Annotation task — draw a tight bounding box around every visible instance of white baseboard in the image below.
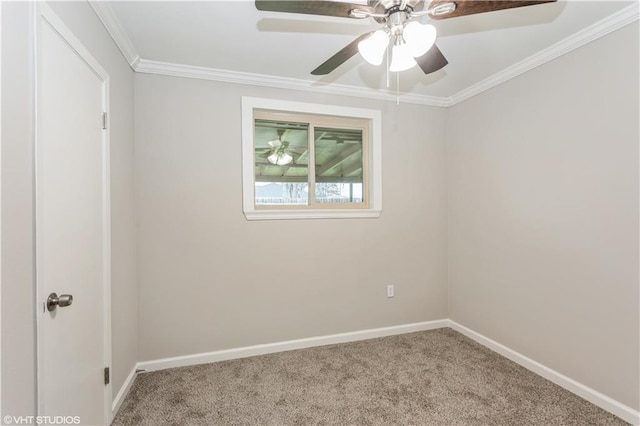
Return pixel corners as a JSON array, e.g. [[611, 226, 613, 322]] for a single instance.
[[111, 365, 137, 415], [137, 319, 449, 372], [448, 320, 640, 426]]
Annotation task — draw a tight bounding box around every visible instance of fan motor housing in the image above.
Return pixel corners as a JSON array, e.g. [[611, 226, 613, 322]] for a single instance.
[[368, 0, 425, 23], [369, 0, 424, 12]]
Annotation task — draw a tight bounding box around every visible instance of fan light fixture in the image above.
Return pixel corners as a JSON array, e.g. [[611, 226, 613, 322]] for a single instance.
[[357, 21, 437, 72], [390, 40, 416, 72], [403, 21, 437, 57], [268, 152, 293, 166], [357, 30, 389, 66], [266, 139, 293, 166]]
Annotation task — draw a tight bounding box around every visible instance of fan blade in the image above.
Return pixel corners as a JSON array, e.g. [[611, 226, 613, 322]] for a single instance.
[[255, 1, 374, 19], [428, 0, 556, 20], [311, 32, 373, 75], [415, 44, 448, 75]]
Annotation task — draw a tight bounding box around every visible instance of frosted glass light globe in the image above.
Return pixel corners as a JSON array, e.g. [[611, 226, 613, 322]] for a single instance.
[[357, 30, 389, 66], [277, 153, 293, 166], [403, 22, 437, 58], [389, 43, 417, 72]]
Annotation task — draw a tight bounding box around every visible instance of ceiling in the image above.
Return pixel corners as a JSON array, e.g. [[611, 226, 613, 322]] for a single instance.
[[102, 1, 637, 103]]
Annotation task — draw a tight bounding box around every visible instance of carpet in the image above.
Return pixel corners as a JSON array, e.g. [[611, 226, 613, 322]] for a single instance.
[[112, 328, 628, 425]]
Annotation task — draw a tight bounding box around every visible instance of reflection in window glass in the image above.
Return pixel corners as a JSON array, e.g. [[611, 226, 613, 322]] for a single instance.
[[314, 127, 364, 204], [254, 120, 309, 206]]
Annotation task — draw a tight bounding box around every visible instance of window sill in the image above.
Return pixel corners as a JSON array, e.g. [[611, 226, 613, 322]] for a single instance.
[[244, 209, 382, 221]]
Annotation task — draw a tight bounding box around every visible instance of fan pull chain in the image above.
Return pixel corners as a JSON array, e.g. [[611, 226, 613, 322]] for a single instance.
[[386, 44, 390, 89], [396, 72, 400, 105]]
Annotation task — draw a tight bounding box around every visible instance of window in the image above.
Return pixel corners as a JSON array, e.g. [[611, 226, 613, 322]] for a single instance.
[[242, 97, 382, 220]]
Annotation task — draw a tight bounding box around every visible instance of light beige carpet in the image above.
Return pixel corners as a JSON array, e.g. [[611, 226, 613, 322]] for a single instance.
[[112, 328, 628, 425]]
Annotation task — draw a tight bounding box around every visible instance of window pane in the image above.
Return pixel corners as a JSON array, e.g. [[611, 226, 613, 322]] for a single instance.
[[314, 127, 364, 204], [254, 120, 309, 206]]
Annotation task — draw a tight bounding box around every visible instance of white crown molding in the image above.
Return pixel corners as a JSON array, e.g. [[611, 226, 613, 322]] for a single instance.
[[134, 58, 450, 107], [89, 0, 140, 69], [448, 2, 640, 106], [94, 2, 638, 106]]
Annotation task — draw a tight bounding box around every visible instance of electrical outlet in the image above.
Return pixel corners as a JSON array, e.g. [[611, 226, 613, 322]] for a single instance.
[[387, 285, 394, 298]]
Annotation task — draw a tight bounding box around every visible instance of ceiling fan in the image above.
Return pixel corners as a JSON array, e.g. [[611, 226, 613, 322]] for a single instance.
[[257, 129, 298, 166], [255, 0, 557, 76]]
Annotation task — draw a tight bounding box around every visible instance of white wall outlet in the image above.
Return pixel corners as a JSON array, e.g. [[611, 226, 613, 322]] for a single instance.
[[387, 285, 394, 298]]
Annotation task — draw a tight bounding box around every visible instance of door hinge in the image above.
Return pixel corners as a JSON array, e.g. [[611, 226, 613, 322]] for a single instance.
[[104, 367, 110, 385], [102, 112, 108, 130]]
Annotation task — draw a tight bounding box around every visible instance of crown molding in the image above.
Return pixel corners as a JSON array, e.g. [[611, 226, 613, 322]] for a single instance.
[[134, 59, 450, 107], [93, 1, 638, 108], [89, 0, 140, 68], [448, 2, 639, 106]]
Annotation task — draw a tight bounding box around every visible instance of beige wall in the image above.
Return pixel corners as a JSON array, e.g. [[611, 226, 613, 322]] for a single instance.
[[446, 22, 639, 409], [134, 74, 449, 361], [1, 0, 137, 414]]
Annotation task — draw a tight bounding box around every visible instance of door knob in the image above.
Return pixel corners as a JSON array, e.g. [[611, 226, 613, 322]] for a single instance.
[[47, 292, 73, 312]]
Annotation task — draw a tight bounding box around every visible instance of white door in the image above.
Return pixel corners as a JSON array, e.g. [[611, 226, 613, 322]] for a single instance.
[[36, 6, 111, 425]]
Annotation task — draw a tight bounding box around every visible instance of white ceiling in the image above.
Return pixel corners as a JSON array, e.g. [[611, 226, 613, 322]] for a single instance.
[[104, 1, 636, 102]]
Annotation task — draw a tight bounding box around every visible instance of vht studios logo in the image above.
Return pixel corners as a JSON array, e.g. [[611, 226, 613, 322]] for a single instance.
[[3, 416, 81, 425]]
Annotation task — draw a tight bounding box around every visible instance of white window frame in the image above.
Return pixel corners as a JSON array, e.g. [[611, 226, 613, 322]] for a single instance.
[[242, 97, 382, 220]]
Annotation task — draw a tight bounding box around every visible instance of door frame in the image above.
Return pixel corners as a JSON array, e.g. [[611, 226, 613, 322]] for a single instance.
[[33, 3, 112, 424], [0, 1, 3, 419]]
